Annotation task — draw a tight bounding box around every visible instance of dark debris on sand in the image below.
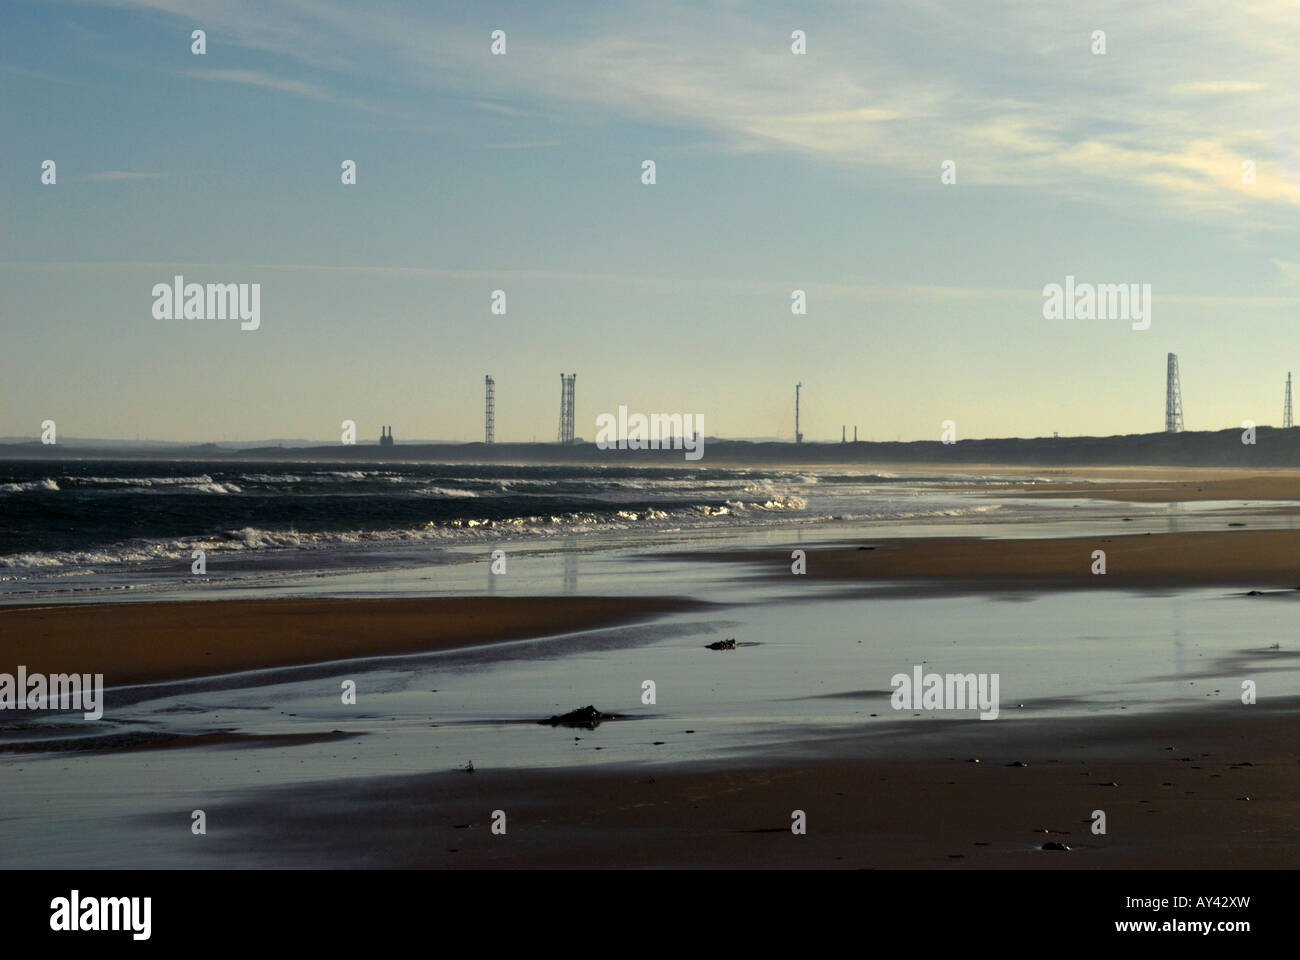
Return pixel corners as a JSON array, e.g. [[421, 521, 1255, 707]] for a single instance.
[[538, 705, 619, 729]]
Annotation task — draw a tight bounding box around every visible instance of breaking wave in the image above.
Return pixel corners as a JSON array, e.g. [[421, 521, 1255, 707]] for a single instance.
[[0, 460, 1020, 585]]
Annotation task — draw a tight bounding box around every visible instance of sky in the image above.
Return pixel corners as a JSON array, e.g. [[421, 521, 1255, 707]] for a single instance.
[[3, 0, 1300, 444]]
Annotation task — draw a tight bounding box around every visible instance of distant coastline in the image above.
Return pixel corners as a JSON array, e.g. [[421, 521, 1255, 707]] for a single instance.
[[3, 427, 1300, 467]]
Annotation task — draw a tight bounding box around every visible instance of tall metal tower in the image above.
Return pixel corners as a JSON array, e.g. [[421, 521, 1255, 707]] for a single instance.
[[1165, 353, 1184, 433], [1286, 372, 1294, 429], [795, 382, 803, 444], [484, 375, 495, 444], [557, 373, 576, 444]]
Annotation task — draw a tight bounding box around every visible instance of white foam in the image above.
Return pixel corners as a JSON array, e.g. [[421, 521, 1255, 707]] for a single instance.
[[0, 478, 59, 492]]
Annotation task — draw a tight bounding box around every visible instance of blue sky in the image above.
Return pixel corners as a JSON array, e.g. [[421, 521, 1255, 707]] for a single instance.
[[3, 0, 1299, 443]]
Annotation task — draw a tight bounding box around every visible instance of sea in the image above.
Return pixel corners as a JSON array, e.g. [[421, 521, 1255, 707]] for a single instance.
[[0, 458, 1053, 601]]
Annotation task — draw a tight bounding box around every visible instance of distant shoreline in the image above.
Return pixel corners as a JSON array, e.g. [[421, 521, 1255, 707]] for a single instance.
[[6, 425, 1300, 467]]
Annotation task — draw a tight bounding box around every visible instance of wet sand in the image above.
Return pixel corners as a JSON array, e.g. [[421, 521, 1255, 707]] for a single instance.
[[0, 596, 703, 686], [997, 471, 1300, 503], [200, 697, 1300, 868], [674, 528, 1300, 592]]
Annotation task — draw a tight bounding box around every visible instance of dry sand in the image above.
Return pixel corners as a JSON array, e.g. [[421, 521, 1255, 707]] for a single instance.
[[0, 596, 701, 686]]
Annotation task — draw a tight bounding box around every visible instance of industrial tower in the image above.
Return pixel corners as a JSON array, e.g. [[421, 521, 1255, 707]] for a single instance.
[[1165, 353, 1184, 433], [1286, 373, 1294, 429], [795, 382, 803, 444], [557, 373, 576, 444], [484, 375, 495, 444]]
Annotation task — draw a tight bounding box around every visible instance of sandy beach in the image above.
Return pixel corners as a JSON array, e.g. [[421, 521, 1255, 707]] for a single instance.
[[1000, 471, 1300, 503], [0, 596, 701, 686], [201, 696, 1300, 868], [3, 468, 1298, 870], [677, 528, 1300, 592]]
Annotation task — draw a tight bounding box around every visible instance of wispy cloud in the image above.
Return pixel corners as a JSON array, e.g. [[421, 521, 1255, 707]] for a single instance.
[[4, 261, 1297, 307], [63, 0, 1300, 220], [183, 65, 412, 124], [1169, 80, 1269, 95], [482, 140, 562, 150], [187, 68, 334, 102], [78, 171, 167, 182], [1272, 260, 1300, 287]]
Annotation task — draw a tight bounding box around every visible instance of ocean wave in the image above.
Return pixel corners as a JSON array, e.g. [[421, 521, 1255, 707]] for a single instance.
[[65, 476, 243, 494], [185, 482, 241, 494], [0, 478, 60, 493], [16, 468, 947, 501], [65, 474, 219, 487], [416, 486, 480, 498], [0, 462, 1021, 582], [0, 496, 828, 572], [319, 470, 409, 483], [235, 473, 305, 484], [723, 496, 808, 512]]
